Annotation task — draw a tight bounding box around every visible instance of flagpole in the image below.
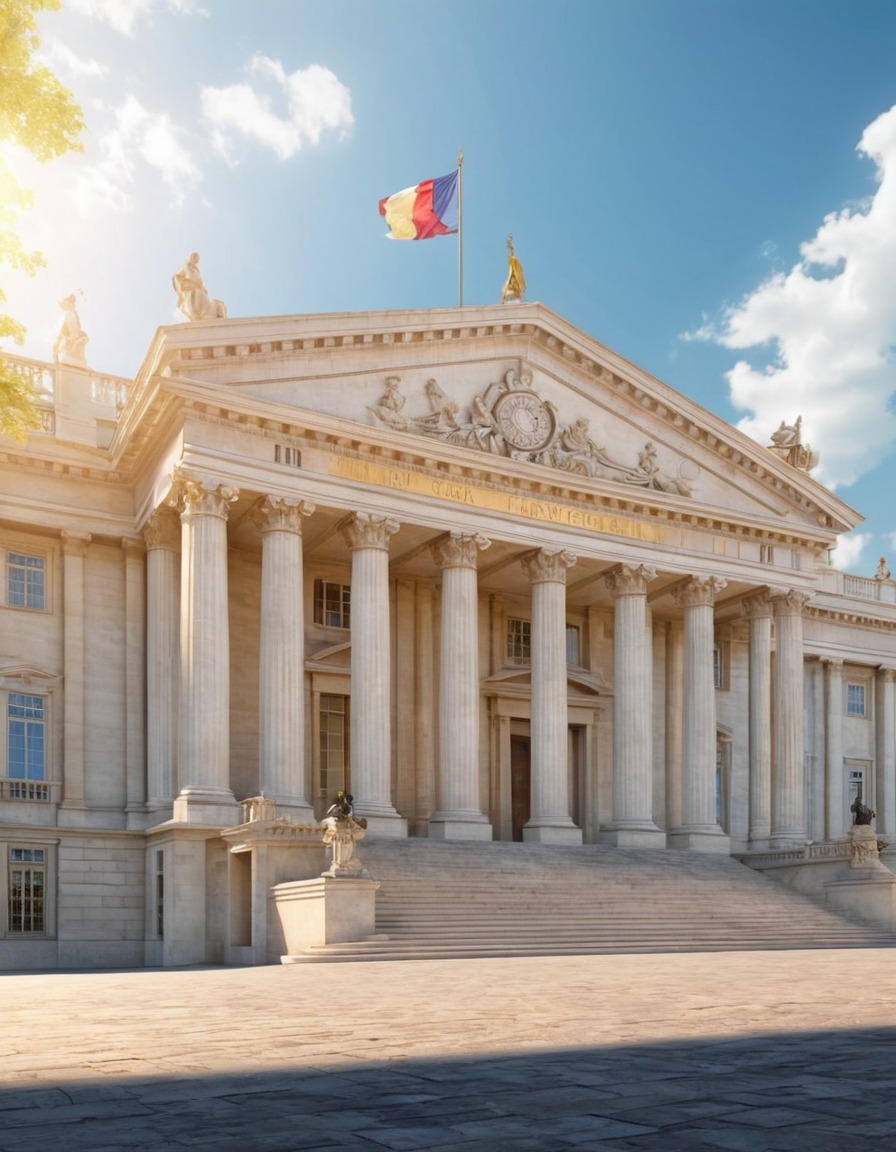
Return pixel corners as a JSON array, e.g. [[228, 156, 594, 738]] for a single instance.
[[457, 147, 464, 307]]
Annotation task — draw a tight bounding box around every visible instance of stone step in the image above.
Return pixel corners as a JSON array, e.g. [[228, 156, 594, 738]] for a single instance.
[[282, 839, 896, 963]]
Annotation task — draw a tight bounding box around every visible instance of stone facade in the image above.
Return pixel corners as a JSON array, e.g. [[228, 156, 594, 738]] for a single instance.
[[0, 301, 895, 968]]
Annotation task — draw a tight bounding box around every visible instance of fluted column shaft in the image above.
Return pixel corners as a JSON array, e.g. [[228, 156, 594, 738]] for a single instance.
[[669, 576, 729, 852], [771, 590, 810, 843], [122, 538, 146, 822], [61, 531, 90, 810], [521, 549, 581, 844], [256, 496, 315, 815], [876, 667, 896, 837], [603, 564, 663, 846], [174, 479, 238, 824], [430, 532, 492, 840], [145, 509, 180, 813], [822, 657, 845, 838], [743, 592, 772, 844], [342, 513, 406, 835]]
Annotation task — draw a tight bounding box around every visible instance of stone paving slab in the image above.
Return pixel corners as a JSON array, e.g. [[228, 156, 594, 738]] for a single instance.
[[2, 949, 896, 1150]]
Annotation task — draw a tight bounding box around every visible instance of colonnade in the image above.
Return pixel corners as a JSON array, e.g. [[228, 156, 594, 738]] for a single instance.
[[140, 479, 825, 849]]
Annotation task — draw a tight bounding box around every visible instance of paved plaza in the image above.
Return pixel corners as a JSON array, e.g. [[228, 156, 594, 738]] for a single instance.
[[3, 949, 896, 1150]]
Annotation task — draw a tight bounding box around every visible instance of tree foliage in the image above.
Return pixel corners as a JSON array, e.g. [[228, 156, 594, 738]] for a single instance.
[[0, 0, 84, 439]]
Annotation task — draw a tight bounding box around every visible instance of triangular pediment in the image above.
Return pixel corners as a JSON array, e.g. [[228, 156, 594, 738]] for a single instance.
[[130, 302, 859, 542]]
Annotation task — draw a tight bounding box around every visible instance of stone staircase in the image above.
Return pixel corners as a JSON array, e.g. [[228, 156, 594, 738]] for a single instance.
[[282, 839, 896, 963]]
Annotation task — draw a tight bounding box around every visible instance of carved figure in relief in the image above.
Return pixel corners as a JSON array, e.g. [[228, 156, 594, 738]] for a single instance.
[[501, 234, 526, 303], [53, 294, 89, 365], [414, 378, 461, 435], [172, 252, 227, 321], [368, 376, 410, 430]]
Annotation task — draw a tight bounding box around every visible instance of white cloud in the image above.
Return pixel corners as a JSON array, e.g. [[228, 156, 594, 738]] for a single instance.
[[67, 0, 205, 36], [43, 42, 107, 79], [830, 531, 873, 573], [71, 94, 200, 214], [201, 55, 354, 161], [689, 105, 896, 492]]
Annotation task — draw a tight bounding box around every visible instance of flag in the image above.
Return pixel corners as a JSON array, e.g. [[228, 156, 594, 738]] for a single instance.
[[378, 170, 459, 240]]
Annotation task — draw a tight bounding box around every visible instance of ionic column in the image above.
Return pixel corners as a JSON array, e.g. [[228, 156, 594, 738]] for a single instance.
[[342, 512, 406, 836], [822, 657, 845, 839], [771, 590, 810, 844], [664, 621, 684, 834], [61, 531, 90, 812], [144, 509, 180, 816], [669, 576, 729, 852], [255, 495, 315, 818], [173, 478, 239, 826], [876, 667, 896, 837], [520, 548, 581, 844], [429, 531, 492, 840], [742, 592, 772, 845], [122, 538, 146, 825], [602, 564, 664, 847]]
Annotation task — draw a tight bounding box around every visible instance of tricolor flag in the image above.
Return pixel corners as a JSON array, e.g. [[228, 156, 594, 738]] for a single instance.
[[378, 170, 459, 240]]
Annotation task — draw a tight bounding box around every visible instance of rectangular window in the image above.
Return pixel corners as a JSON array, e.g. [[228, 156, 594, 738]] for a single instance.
[[713, 647, 722, 689], [760, 544, 775, 565], [507, 618, 531, 662], [8, 847, 45, 933], [7, 694, 45, 782], [847, 683, 867, 718], [313, 579, 351, 629], [566, 625, 580, 666], [155, 850, 164, 939], [319, 694, 349, 799], [7, 552, 45, 610]]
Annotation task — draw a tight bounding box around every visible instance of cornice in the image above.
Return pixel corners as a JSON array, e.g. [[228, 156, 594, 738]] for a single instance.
[[805, 603, 896, 632]]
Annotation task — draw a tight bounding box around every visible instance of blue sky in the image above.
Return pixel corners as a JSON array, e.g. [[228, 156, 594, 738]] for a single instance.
[[5, 0, 896, 574]]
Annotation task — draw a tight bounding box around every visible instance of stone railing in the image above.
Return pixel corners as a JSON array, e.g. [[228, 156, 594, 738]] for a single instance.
[[0, 777, 60, 803], [1, 353, 132, 419], [736, 840, 851, 868]]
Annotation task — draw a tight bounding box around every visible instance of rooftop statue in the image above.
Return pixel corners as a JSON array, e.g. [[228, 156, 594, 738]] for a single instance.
[[52, 294, 89, 366], [172, 252, 227, 322], [501, 233, 526, 303], [875, 556, 891, 581], [767, 416, 819, 472]]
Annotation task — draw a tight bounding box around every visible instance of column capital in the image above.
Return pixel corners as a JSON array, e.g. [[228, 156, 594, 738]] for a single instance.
[[878, 665, 896, 684], [431, 531, 491, 570], [61, 530, 91, 556], [171, 477, 239, 520], [253, 495, 315, 535], [672, 575, 728, 610], [521, 548, 577, 586], [604, 563, 656, 598], [769, 588, 812, 616], [342, 512, 399, 552], [741, 589, 772, 620], [820, 656, 845, 672], [144, 507, 180, 551]]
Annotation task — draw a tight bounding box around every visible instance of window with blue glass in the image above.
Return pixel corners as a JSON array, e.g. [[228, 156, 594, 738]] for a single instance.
[[7, 552, 45, 610], [8, 694, 45, 781]]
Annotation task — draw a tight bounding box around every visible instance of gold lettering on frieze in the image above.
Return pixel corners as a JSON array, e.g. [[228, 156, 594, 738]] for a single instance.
[[328, 456, 661, 542]]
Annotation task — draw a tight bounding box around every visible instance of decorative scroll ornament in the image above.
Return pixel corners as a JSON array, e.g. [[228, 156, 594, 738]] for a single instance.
[[521, 548, 577, 585], [368, 368, 695, 495], [431, 531, 491, 570]]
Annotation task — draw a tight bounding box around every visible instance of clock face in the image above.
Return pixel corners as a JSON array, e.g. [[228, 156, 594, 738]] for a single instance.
[[493, 391, 556, 451]]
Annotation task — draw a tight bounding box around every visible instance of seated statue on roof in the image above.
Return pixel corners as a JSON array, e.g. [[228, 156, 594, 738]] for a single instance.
[[172, 252, 227, 322], [767, 416, 819, 472]]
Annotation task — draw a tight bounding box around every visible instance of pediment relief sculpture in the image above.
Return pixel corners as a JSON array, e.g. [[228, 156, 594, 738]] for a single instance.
[[368, 368, 697, 496]]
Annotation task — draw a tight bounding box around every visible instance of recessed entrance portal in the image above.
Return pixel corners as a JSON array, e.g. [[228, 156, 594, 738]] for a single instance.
[[510, 734, 531, 841]]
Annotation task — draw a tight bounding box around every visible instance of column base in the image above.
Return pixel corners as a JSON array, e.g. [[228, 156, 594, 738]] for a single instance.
[[523, 820, 583, 846], [429, 815, 493, 842], [173, 787, 239, 828], [600, 825, 666, 849], [667, 827, 731, 853], [358, 813, 408, 838]]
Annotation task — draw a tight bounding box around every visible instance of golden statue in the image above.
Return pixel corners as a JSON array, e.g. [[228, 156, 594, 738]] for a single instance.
[[501, 234, 526, 303]]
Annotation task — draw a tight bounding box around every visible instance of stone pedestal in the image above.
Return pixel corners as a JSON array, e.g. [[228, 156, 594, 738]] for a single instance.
[[824, 824, 896, 929], [273, 877, 381, 960]]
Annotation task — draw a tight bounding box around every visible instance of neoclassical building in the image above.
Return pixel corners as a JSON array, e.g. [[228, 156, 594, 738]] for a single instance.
[[1, 300, 894, 969]]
